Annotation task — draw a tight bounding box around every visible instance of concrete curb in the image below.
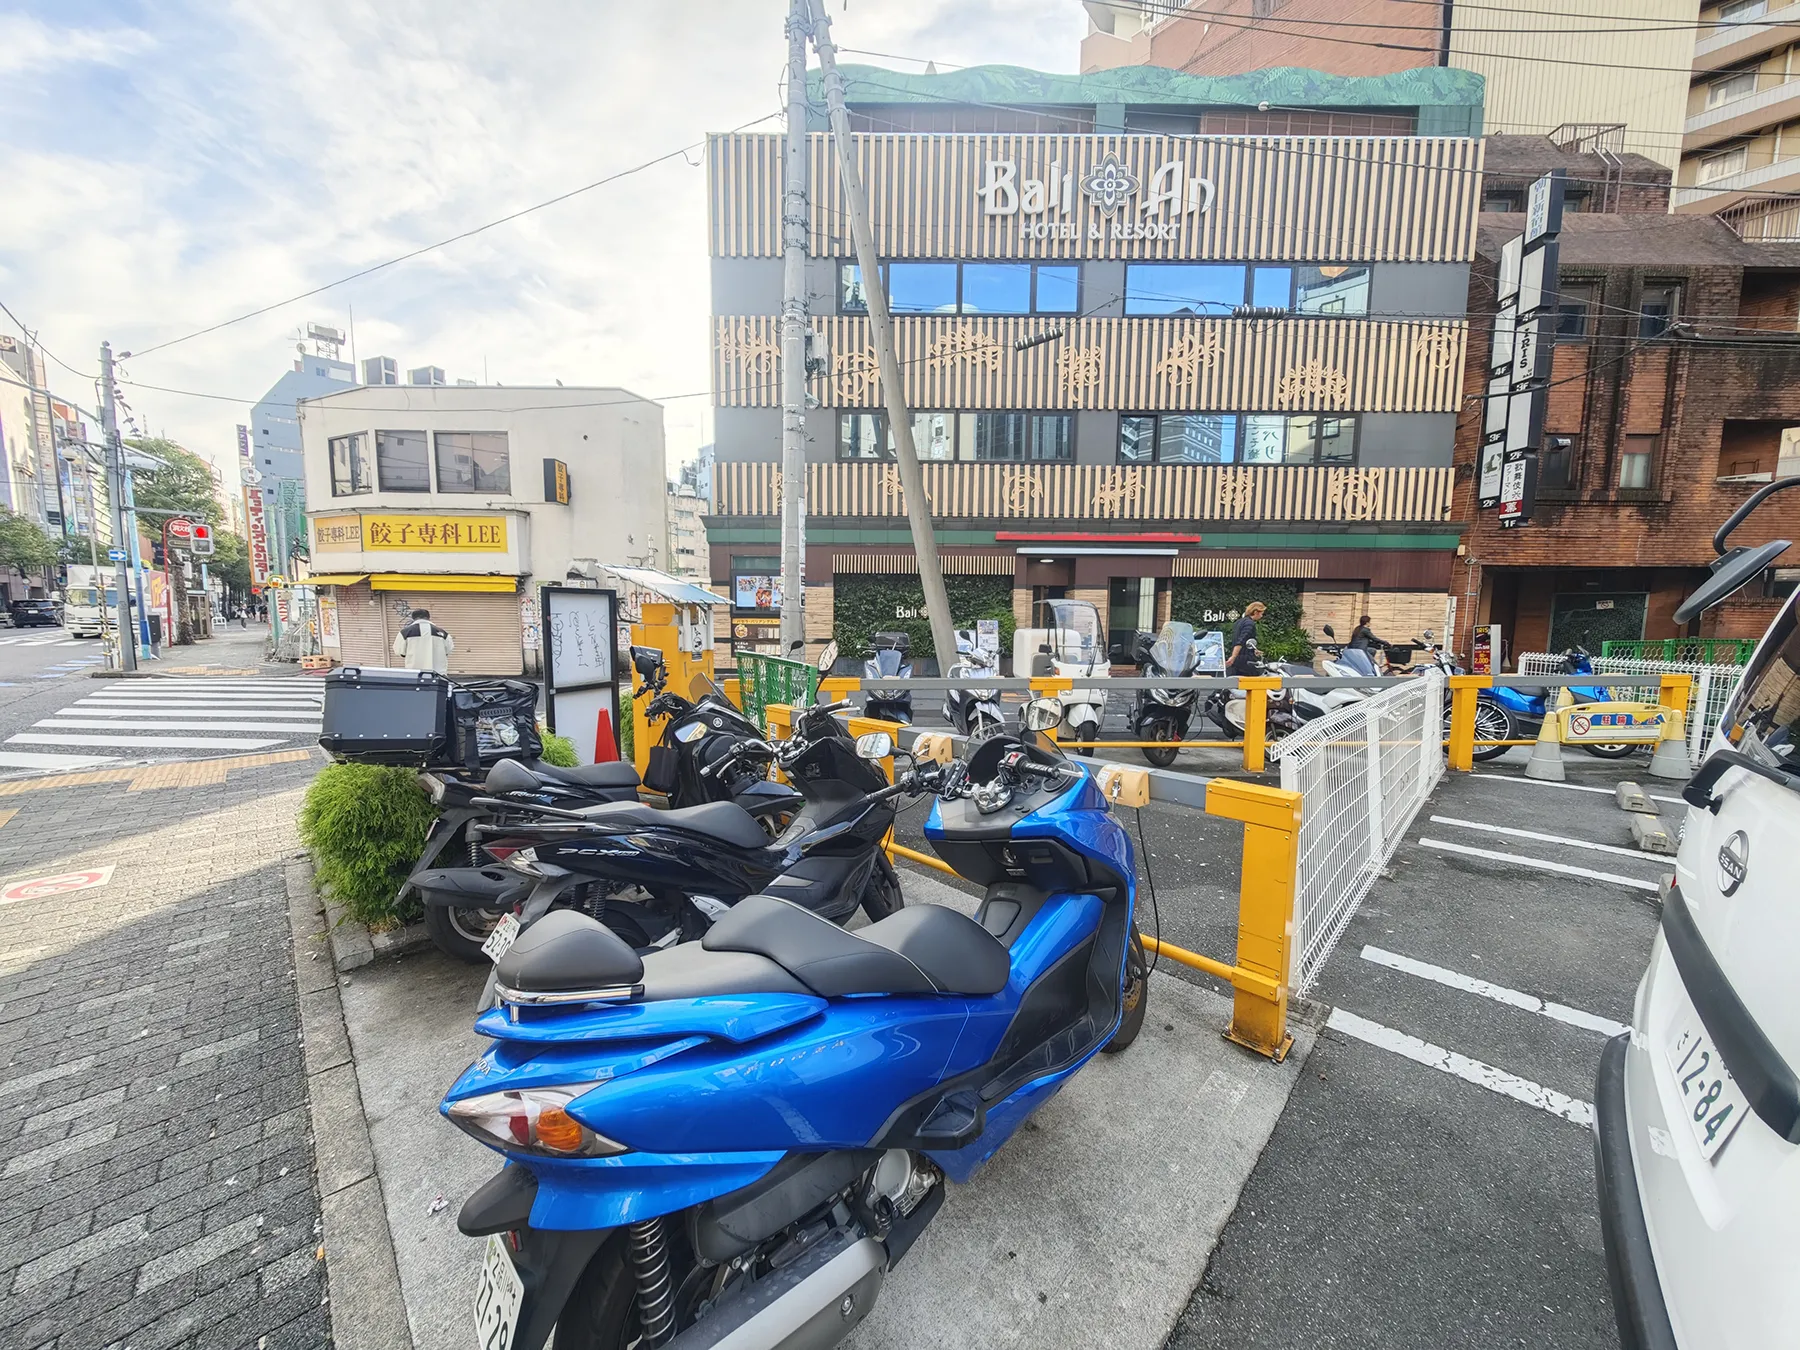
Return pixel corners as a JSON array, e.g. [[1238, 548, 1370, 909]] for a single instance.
[[287, 856, 417, 1350], [322, 890, 431, 972]]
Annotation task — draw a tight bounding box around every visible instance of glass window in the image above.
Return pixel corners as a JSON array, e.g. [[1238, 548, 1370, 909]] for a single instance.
[[1619, 433, 1658, 489], [1640, 282, 1681, 337], [1700, 146, 1747, 183], [961, 263, 1031, 315], [970, 412, 1028, 461], [1035, 265, 1079, 314], [1541, 434, 1577, 489], [1483, 189, 1525, 213], [1125, 264, 1247, 316], [911, 412, 955, 460], [375, 430, 430, 491], [1119, 415, 1157, 463], [1029, 414, 1074, 461], [329, 433, 371, 497], [1555, 281, 1598, 340], [1158, 414, 1238, 464], [888, 262, 958, 314], [1720, 0, 1768, 19], [1242, 414, 1358, 465], [1250, 267, 1292, 309], [1295, 265, 1370, 316], [1708, 70, 1757, 108], [435, 431, 511, 494], [841, 263, 868, 314], [839, 412, 887, 460]]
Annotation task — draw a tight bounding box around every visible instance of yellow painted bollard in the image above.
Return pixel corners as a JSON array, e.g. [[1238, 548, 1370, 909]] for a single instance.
[[1658, 672, 1693, 715], [1238, 677, 1282, 773], [1445, 674, 1492, 772], [1205, 778, 1301, 1061]]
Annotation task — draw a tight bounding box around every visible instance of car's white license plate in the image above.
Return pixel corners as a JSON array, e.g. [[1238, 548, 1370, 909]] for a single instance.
[[481, 913, 521, 963], [473, 1232, 524, 1350], [1664, 1009, 1750, 1162]]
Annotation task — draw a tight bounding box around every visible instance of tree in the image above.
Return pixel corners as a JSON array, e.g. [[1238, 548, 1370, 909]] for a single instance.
[[58, 533, 99, 567], [209, 530, 252, 601], [0, 509, 59, 579], [127, 438, 224, 527]]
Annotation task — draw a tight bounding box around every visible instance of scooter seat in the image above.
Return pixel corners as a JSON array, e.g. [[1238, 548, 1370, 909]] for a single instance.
[[571, 799, 773, 850], [703, 894, 1009, 998], [523, 760, 642, 790], [1508, 684, 1550, 700]]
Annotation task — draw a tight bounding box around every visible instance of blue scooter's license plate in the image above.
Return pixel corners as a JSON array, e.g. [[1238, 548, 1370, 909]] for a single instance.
[[473, 1233, 524, 1349]]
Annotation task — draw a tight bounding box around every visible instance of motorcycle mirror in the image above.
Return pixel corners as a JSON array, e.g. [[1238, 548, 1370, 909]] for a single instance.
[[1020, 699, 1061, 733], [1674, 540, 1791, 623], [630, 645, 663, 678], [817, 639, 839, 673], [1108, 643, 1124, 662], [1422, 629, 1435, 640], [1322, 624, 1336, 638], [854, 730, 893, 761]]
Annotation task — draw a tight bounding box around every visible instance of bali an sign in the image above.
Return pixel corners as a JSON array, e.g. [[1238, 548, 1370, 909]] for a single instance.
[[978, 152, 1214, 241]]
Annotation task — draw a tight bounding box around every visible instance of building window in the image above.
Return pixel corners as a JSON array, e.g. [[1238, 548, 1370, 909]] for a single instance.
[[1555, 280, 1599, 339], [1125, 264, 1245, 316], [837, 411, 1073, 461], [1708, 69, 1758, 109], [1196, 108, 1415, 136], [1639, 282, 1682, 337], [1118, 413, 1239, 463], [1483, 188, 1525, 212], [842, 261, 1079, 315], [375, 429, 430, 491], [1619, 433, 1658, 489], [329, 433, 372, 497], [434, 431, 511, 494], [1295, 265, 1370, 316], [839, 411, 887, 459], [1700, 145, 1748, 184], [1251, 266, 1292, 308], [888, 262, 959, 314], [1719, 0, 1768, 20], [846, 104, 1095, 134], [1541, 434, 1578, 489], [1243, 414, 1358, 465]]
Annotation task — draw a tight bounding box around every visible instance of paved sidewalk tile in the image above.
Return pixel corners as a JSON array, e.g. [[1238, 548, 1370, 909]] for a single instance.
[[0, 763, 328, 1350]]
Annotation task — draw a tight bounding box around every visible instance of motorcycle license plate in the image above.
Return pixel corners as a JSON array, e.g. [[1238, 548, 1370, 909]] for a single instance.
[[473, 1232, 524, 1349], [480, 913, 521, 964], [1663, 999, 1749, 1162]]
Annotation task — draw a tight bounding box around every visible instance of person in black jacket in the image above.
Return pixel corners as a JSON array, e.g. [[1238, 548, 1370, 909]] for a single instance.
[[1227, 602, 1266, 677], [1349, 615, 1385, 653]]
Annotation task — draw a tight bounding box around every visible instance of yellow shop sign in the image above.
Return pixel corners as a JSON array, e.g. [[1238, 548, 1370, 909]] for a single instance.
[[363, 513, 507, 552], [313, 517, 363, 552]]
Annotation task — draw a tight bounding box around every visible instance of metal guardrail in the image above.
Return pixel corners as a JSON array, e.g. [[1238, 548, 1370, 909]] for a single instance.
[[1522, 652, 1744, 772]]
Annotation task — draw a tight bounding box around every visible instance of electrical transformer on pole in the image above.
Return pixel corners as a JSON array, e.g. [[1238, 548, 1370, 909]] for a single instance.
[[806, 0, 960, 670]]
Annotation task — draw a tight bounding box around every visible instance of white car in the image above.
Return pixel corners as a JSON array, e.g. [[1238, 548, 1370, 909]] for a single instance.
[[1597, 588, 1800, 1347]]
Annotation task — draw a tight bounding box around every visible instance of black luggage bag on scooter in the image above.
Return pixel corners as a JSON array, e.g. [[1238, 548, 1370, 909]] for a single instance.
[[446, 679, 543, 769], [318, 667, 451, 765]]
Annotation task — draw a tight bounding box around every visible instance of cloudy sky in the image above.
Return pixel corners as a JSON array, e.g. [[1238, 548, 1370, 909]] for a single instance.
[[0, 1, 1088, 486]]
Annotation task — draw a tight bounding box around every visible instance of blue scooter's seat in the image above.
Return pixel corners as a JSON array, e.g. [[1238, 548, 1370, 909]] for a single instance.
[[703, 894, 1009, 998]]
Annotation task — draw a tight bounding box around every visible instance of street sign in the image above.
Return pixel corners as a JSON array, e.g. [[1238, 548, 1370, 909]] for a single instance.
[[0, 866, 116, 904], [107, 548, 126, 562]]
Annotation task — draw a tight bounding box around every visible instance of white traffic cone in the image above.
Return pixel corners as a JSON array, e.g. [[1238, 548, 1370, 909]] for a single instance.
[[1524, 692, 1567, 782], [1647, 704, 1690, 781]]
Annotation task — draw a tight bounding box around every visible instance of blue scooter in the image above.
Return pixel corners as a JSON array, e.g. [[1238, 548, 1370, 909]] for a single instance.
[[1465, 648, 1633, 762], [443, 702, 1148, 1350]]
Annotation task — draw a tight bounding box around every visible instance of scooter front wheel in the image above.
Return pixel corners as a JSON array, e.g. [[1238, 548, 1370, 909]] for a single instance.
[[1142, 722, 1180, 768], [1103, 929, 1149, 1053]]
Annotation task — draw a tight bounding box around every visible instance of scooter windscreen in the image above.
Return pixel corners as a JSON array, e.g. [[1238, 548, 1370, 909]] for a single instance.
[[1149, 622, 1199, 676]]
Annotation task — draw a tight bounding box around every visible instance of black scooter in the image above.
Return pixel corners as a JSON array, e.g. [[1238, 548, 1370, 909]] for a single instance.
[[863, 631, 914, 724]]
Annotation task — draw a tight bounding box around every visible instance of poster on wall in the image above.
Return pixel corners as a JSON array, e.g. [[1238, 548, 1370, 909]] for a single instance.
[[733, 574, 782, 612], [541, 585, 621, 766]]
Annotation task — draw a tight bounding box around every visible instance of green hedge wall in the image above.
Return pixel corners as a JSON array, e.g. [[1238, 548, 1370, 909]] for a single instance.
[[1170, 578, 1313, 663], [833, 574, 1016, 667]]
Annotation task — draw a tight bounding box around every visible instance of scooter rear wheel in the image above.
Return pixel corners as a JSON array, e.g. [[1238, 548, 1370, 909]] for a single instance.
[[423, 904, 504, 965]]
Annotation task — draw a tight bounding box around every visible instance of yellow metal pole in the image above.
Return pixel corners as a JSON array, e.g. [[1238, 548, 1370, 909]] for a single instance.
[[1445, 674, 1491, 773], [1205, 777, 1300, 1060], [1238, 676, 1280, 773], [1659, 672, 1693, 714]]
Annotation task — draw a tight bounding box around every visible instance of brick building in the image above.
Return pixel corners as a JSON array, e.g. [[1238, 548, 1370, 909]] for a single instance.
[[1453, 136, 1800, 660]]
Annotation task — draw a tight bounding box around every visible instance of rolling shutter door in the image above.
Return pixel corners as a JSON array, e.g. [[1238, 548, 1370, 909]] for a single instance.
[[333, 584, 389, 669], [381, 590, 522, 676]]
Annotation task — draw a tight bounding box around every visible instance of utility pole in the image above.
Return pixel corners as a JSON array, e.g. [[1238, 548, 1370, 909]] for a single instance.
[[807, 0, 959, 669], [778, 0, 810, 657], [98, 342, 137, 672]]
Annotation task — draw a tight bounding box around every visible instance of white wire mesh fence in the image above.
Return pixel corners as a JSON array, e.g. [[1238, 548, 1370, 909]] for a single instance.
[[1516, 653, 1743, 771], [1276, 671, 1445, 996]]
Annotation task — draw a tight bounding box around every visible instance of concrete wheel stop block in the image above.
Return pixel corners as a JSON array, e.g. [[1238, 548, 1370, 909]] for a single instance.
[[1629, 813, 1678, 856], [1614, 781, 1657, 814]]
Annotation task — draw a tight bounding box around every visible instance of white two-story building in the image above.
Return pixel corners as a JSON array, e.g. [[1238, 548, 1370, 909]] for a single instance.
[[298, 384, 665, 674]]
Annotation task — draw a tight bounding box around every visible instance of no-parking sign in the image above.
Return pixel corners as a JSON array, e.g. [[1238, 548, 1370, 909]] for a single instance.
[[0, 865, 116, 904]]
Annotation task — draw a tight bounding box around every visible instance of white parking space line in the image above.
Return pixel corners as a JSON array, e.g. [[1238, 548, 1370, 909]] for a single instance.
[[1326, 1009, 1595, 1127], [36, 720, 320, 733], [1359, 945, 1630, 1037], [9, 733, 282, 750], [1427, 815, 1655, 861], [1469, 772, 1683, 806], [1417, 837, 1661, 892]]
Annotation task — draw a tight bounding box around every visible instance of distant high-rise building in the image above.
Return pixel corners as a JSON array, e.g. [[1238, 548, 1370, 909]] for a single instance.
[[252, 325, 355, 571], [408, 366, 446, 387], [362, 356, 398, 386]]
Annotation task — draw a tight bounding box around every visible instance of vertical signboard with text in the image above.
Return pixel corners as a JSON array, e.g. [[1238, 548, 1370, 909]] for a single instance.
[[244, 486, 271, 592], [1481, 171, 1563, 530]]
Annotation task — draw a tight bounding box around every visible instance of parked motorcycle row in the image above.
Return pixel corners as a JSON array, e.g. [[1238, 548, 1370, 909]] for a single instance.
[[320, 640, 1150, 1350]]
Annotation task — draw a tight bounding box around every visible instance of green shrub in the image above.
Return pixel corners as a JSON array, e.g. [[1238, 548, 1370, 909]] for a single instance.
[[539, 731, 578, 767], [619, 705, 634, 764], [833, 573, 1015, 667], [1170, 579, 1313, 664], [299, 763, 436, 928]]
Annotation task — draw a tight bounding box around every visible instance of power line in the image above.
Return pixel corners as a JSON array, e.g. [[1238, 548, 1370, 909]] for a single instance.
[[0, 297, 96, 382], [128, 111, 784, 362]]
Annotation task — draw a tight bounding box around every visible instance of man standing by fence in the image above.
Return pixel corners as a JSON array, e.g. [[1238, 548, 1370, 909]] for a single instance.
[[1228, 602, 1266, 677]]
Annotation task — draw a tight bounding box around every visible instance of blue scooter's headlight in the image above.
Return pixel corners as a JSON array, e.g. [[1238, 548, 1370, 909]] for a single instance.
[[447, 1084, 628, 1158]]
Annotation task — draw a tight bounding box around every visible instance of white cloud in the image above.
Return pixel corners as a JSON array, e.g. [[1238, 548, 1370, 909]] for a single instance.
[[0, 1, 1087, 485]]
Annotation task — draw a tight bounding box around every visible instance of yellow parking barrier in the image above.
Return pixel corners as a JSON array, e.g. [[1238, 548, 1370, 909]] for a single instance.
[[1237, 676, 1281, 773], [1445, 673, 1492, 773], [1659, 672, 1694, 714], [1199, 778, 1300, 1060]]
